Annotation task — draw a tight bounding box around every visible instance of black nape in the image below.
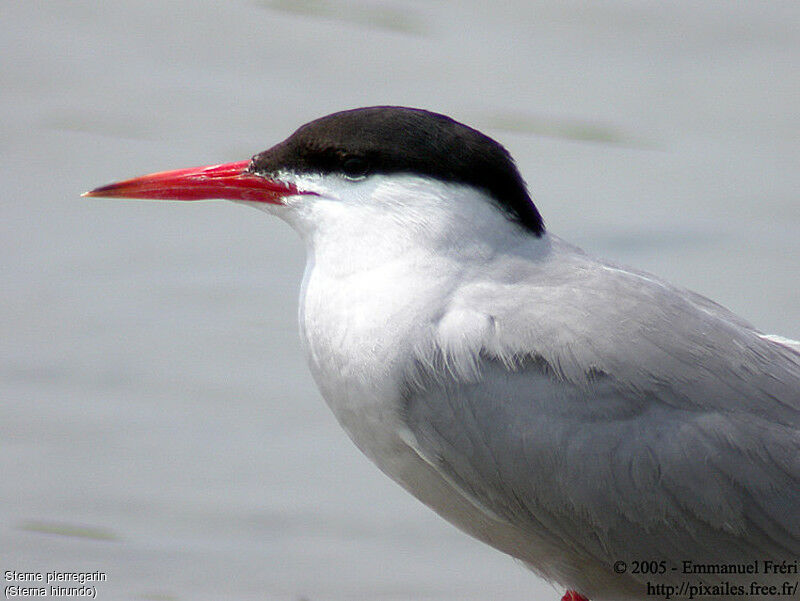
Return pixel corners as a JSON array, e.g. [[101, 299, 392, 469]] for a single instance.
[[250, 106, 545, 236]]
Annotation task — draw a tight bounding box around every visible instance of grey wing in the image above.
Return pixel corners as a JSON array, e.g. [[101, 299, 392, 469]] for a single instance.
[[401, 285, 800, 576], [404, 363, 800, 563]]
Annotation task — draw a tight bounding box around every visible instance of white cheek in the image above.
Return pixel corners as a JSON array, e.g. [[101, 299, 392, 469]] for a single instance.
[[275, 171, 356, 200]]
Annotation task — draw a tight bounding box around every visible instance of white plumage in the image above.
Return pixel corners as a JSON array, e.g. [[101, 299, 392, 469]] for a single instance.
[[257, 172, 800, 601], [86, 106, 799, 601]]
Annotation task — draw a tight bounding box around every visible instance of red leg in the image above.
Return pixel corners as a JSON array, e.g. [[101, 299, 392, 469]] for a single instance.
[[561, 591, 590, 601]]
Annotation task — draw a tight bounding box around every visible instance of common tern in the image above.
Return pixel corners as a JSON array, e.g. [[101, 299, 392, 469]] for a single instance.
[[85, 106, 800, 601]]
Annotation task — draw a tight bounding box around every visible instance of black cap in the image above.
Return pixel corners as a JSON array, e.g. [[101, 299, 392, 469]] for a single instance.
[[249, 106, 544, 236]]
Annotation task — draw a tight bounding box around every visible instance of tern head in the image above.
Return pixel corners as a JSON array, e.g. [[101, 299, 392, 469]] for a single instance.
[[84, 106, 544, 241]]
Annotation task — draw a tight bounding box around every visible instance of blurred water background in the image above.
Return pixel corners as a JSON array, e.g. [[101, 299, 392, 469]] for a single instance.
[[1, 2, 798, 600]]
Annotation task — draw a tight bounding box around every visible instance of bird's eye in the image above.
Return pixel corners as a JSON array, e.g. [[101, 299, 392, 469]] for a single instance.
[[341, 156, 370, 180]]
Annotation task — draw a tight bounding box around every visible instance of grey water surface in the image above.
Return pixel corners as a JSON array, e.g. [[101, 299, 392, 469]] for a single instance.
[[1, 2, 798, 600]]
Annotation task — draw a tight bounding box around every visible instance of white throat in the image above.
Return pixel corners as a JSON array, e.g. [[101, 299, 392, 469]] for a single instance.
[[255, 174, 549, 461], [274, 174, 530, 273]]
